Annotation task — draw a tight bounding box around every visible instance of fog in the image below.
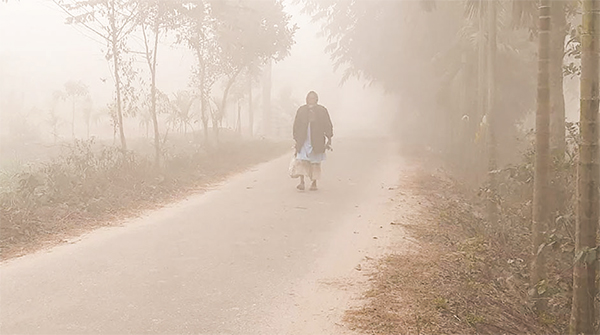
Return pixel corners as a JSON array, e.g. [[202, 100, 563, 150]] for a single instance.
[[3, 2, 599, 333], [0, 0, 395, 163], [0, 0, 584, 168]]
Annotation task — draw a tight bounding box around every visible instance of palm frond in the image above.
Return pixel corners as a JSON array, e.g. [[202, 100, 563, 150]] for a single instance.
[[511, 0, 538, 29], [464, 0, 484, 20]]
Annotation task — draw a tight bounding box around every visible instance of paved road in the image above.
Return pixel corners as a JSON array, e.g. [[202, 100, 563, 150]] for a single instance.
[[0, 136, 402, 334]]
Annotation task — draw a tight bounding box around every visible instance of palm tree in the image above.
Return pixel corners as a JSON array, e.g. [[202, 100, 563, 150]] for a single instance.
[[569, 0, 599, 333], [512, 0, 572, 218], [486, 0, 499, 227], [170, 91, 196, 136], [549, 0, 568, 159], [531, 0, 551, 312]]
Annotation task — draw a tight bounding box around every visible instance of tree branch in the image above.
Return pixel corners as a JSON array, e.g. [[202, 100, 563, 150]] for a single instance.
[[116, 3, 139, 39], [51, 0, 109, 42]]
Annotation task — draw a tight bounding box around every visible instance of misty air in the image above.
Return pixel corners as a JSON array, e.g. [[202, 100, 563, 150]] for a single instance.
[[0, 0, 598, 334]]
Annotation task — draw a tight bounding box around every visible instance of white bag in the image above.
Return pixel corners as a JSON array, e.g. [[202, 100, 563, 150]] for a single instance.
[[288, 154, 300, 178]]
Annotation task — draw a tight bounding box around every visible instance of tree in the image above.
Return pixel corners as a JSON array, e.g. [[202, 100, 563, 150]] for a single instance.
[[301, 0, 453, 143], [210, 0, 295, 139], [54, 0, 139, 151], [246, 63, 261, 137], [485, 0, 499, 227], [531, 0, 551, 312], [63, 80, 89, 139], [272, 85, 299, 137], [549, 1, 582, 221], [262, 58, 272, 136], [169, 90, 196, 135], [512, 0, 574, 223], [570, 0, 599, 333], [226, 65, 260, 136], [48, 90, 66, 143], [179, 1, 220, 144], [138, 0, 180, 166], [82, 95, 93, 139], [549, 0, 568, 159], [303, 0, 536, 180], [444, 0, 526, 226], [213, 67, 243, 141], [179, 0, 294, 144]]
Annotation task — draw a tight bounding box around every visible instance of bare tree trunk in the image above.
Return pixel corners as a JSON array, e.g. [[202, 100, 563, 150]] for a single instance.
[[201, 88, 209, 144], [459, 51, 467, 168], [531, 0, 551, 313], [486, 0, 499, 227], [220, 68, 243, 125], [248, 74, 254, 137], [570, 0, 599, 332], [202, 108, 209, 144], [549, 0, 568, 219], [142, 18, 162, 167], [196, 51, 209, 145], [71, 99, 75, 139], [477, 0, 487, 185], [110, 0, 127, 152], [214, 68, 243, 144], [550, 0, 567, 158], [151, 21, 161, 166], [262, 58, 272, 137], [237, 102, 241, 135], [212, 110, 219, 144]]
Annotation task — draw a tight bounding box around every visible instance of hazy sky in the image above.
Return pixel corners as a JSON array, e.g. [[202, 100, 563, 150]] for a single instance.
[[1, 0, 199, 109], [0, 0, 392, 139]]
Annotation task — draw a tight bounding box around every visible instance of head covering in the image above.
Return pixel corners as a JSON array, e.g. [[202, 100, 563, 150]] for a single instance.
[[306, 91, 318, 104]]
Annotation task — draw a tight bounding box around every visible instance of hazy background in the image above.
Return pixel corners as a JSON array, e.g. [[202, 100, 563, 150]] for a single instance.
[[0, 0, 395, 154]]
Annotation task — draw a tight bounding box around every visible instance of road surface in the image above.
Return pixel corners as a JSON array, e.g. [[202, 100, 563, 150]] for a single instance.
[[0, 136, 406, 334]]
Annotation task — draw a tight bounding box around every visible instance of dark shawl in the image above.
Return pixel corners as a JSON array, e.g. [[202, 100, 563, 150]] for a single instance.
[[293, 104, 333, 154]]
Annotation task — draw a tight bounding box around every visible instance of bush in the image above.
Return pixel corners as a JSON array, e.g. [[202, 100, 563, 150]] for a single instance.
[[0, 137, 288, 259]]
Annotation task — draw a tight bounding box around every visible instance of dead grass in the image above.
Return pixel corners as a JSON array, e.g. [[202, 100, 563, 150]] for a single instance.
[[0, 137, 289, 261], [344, 157, 564, 335]]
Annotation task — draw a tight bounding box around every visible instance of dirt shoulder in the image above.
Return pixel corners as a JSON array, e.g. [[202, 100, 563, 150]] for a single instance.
[[0, 139, 289, 262], [343, 153, 561, 335]]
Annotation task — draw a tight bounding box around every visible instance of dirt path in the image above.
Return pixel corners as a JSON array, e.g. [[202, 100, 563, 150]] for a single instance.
[[0, 136, 417, 334]]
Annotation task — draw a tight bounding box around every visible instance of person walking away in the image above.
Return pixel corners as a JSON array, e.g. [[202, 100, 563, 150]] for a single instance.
[[291, 91, 333, 191]]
